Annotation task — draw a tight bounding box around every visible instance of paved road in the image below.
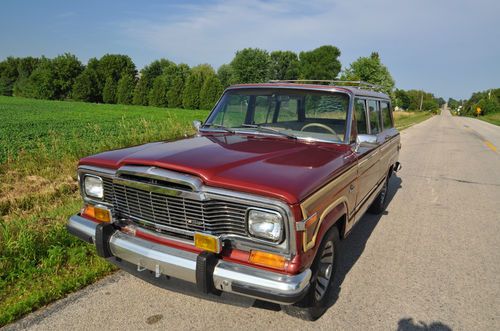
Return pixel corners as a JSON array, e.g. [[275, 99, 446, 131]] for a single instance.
[[6, 110, 500, 331]]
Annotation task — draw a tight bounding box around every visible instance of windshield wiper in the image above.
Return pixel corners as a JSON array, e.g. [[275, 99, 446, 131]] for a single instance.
[[203, 123, 235, 133], [240, 124, 297, 139]]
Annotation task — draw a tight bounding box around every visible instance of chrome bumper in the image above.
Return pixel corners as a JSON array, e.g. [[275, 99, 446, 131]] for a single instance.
[[67, 214, 311, 305]]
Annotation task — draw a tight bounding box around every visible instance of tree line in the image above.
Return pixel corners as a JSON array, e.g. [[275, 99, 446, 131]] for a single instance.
[[448, 89, 499, 116], [393, 89, 445, 111], [1, 45, 443, 111]]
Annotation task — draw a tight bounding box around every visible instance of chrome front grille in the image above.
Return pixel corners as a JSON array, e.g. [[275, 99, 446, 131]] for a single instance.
[[102, 177, 249, 238]]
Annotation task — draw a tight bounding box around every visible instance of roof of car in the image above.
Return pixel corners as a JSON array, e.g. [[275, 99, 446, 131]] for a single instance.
[[227, 83, 390, 99]]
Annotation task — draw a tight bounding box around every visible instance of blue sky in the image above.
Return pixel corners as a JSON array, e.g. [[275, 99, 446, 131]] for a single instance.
[[1, 0, 499, 100]]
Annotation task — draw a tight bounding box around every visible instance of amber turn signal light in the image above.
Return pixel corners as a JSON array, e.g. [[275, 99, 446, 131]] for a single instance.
[[249, 250, 286, 270], [83, 205, 111, 223], [194, 232, 221, 253]]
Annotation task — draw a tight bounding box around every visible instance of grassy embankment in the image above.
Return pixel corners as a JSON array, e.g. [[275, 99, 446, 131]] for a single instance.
[[0, 96, 208, 326], [0, 97, 433, 326], [478, 112, 500, 126], [393, 111, 434, 130]]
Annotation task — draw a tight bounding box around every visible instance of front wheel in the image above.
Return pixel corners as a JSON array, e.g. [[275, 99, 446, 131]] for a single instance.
[[282, 227, 339, 321]]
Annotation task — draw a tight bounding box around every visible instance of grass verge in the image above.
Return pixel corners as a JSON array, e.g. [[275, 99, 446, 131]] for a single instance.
[[393, 111, 434, 131], [478, 112, 500, 126]]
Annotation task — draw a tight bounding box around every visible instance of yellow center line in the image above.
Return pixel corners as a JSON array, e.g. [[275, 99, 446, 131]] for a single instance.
[[484, 140, 497, 153]]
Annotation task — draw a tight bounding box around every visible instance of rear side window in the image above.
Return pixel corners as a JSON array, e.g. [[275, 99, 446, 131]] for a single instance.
[[380, 101, 393, 129], [367, 100, 380, 134], [354, 98, 368, 134]]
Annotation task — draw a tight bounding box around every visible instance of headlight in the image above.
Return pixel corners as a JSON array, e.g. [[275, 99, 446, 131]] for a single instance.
[[84, 175, 103, 199], [247, 209, 283, 242]]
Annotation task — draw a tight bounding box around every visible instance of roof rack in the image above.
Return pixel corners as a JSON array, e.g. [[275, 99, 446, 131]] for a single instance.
[[268, 80, 383, 92]]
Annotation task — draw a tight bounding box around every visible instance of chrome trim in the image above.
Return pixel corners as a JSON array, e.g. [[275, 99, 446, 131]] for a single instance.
[[246, 207, 284, 243], [100, 228, 310, 305], [77, 165, 297, 258], [116, 165, 203, 191], [110, 231, 199, 283], [78, 165, 117, 176], [83, 174, 104, 199], [113, 176, 202, 200], [213, 261, 311, 304], [67, 214, 98, 242], [78, 167, 115, 207]]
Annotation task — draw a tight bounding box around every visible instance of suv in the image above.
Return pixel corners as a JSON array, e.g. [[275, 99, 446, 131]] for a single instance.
[[68, 81, 401, 320]]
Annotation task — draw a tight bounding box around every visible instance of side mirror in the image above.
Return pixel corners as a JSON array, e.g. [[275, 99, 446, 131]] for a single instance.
[[353, 134, 377, 152], [192, 120, 202, 132]]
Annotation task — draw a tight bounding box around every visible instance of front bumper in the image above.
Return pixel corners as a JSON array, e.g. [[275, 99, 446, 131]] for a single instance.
[[67, 214, 311, 305]]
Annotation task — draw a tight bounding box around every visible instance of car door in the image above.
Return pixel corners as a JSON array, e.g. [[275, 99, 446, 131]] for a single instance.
[[377, 100, 399, 176], [353, 98, 382, 213]]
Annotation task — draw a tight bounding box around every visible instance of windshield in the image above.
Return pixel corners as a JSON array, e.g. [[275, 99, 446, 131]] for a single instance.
[[204, 89, 350, 143]]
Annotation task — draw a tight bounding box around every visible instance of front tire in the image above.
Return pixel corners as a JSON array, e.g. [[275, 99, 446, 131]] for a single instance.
[[282, 226, 339, 321]]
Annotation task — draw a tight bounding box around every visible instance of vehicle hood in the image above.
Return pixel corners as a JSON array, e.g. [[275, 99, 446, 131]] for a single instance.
[[79, 133, 355, 204]]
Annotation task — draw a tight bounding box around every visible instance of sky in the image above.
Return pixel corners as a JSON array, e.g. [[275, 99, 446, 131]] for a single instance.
[[1, 0, 499, 100]]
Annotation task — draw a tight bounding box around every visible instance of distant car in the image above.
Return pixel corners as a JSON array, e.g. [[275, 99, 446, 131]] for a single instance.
[[68, 81, 401, 320]]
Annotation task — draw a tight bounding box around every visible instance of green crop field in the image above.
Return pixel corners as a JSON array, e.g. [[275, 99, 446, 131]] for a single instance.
[[0, 96, 433, 326]]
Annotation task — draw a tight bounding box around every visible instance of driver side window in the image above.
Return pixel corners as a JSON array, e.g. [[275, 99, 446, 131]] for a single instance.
[[355, 98, 368, 134]]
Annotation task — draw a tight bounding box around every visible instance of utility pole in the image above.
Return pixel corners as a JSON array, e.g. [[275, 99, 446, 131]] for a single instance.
[[419, 90, 423, 111]]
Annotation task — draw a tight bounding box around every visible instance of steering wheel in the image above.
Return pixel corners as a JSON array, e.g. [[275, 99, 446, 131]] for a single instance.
[[300, 123, 337, 135]]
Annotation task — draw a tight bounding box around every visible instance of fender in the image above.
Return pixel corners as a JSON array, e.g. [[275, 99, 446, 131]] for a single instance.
[[301, 197, 348, 251], [298, 198, 348, 270]]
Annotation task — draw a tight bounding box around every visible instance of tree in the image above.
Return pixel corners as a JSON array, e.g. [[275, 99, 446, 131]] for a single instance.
[[394, 89, 411, 110], [167, 64, 191, 108], [25, 54, 83, 100], [102, 77, 117, 104], [13, 57, 40, 97], [435, 97, 446, 108], [230, 48, 271, 83], [132, 78, 149, 105], [72, 66, 100, 102], [183, 64, 216, 109], [217, 64, 234, 88], [27, 57, 57, 99], [116, 74, 136, 105], [183, 72, 204, 109], [405, 90, 439, 111], [269, 51, 300, 80], [133, 59, 174, 105], [93, 54, 136, 103], [200, 74, 224, 110], [299, 45, 341, 80], [148, 75, 169, 107], [0, 57, 20, 96], [448, 98, 460, 110], [341, 52, 394, 95], [51, 53, 84, 99]]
